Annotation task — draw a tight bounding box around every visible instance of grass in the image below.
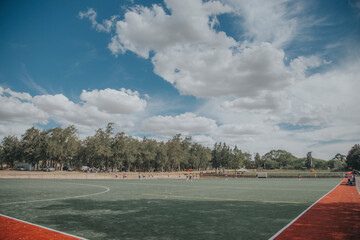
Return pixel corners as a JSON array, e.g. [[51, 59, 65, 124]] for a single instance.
[[0, 178, 341, 240]]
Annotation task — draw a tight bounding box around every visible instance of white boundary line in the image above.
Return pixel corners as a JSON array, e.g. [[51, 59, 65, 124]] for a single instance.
[[268, 179, 343, 240], [0, 182, 110, 205], [0, 213, 87, 239]]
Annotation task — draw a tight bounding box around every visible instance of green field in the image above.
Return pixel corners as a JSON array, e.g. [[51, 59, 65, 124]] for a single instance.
[[0, 178, 341, 240]]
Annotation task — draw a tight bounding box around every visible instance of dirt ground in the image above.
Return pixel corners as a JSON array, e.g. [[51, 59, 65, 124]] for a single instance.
[[0, 169, 202, 180]]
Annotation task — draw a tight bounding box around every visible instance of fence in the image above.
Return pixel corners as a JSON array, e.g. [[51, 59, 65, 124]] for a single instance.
[[200, 172, 345, 178]]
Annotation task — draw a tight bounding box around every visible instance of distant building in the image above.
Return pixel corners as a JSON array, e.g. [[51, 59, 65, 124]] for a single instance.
[[15, 163, 34, 171]]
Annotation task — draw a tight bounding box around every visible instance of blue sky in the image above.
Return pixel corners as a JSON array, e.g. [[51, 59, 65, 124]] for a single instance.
[[1, 0, 360, 159]]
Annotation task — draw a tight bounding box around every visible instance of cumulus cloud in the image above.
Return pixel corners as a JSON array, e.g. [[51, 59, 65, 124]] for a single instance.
[[290, 55, 322, 80], [78, 0, 360, 159], [221, 93, 288, 113], [285, 58, 360, 127], [216, 124, 261, 137], [224, 0, 302, 48], [153, 42, 292, 98], [0, 87, 48, 125], [108, 0, 233, 58], [100, 0, 294, 99], [1, 87, 32, 101], [80, 88, 147, 114], [33, 94, 78, 115], [0, 87, 148, 138], [141, 112, 266, 147], [142, 112, 217, 136], [79, 8, 118, 33]]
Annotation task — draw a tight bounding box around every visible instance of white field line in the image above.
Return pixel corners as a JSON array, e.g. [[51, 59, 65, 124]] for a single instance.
[[0, 182, 110, 205], [268, 179, 343, 240], [0, 213, 87, 240]]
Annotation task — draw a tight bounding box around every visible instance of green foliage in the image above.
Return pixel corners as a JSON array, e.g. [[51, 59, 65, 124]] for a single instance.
[[346, 144, 360, 170], [313, 158, 328, 170], [254, 153, 262, 168], [261, 150, 297, 169], [305, 152, 313, 169], [327, 158, 346, 171], [1, 135, 21, 168], [1, 124, 356, 172]]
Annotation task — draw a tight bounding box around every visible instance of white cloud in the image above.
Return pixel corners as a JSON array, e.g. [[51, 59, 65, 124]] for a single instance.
[[80, 88, 147, 114], [221, 93, 288, 113], [153, 42, 292, 98], [33, 94, 78, 115], [78, 1, 360, 159], [108, 0, 233, 58], [32, 88, 147, 130], [142, 112, 217, 136], [79, 8, 117, 33], [216, 124, 261, 138], [141, 111, 267, 148], [0, 87, 48, 125], [191, 135, 215, 147], [224, 0, 302, 48], [88, 1, 294, 100], [0, 87, 148, 139], [2, 87, 32, 101], [290, 55, 322, 80]]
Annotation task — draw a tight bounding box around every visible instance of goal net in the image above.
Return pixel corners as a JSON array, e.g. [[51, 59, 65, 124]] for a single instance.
[[256, 172, 268, 178]]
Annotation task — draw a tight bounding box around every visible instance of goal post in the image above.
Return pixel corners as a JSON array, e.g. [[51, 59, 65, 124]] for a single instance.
[[256, 172, 268, 178]]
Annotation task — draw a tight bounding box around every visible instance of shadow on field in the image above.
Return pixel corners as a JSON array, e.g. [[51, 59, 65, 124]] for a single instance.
[[35, 198, 306, 240]]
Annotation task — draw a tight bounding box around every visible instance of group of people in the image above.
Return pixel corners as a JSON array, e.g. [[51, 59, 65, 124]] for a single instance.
[[346, 173, 356, 186], [115, 173, 128, 179]]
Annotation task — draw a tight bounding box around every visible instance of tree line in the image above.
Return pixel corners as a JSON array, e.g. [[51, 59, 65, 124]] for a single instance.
[[0, 123, 358, 171]]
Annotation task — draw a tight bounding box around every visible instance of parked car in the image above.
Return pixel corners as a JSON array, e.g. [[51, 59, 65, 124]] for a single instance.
[[63, 166, 72, 171], [42, 166, 55, 171], [82, 166, 90, 172], [16, 166, 25, 171]]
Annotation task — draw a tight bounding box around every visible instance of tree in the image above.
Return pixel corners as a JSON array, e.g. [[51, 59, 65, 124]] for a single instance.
[[0, 143, 3, 169], [346, 144, 360, 170], [243, 152, 254, 169], [197, 146, 212, 170], [254, 153, 262, 169], [261, 150, 297, 169], [44, 126, 79, 170], [313, 158, 327, 170], [229, 146, 244, 169], [83, 124, 114, 170], [155, 142, 168, 171], [111, 132, 126, 171], [211, 142, 222, 169], [1, 136, 21, 168], [166, 134, 184, 171], [334, 153, 346, 162], [305, 152, 313, 169], [138, 137, 157, 171], [122, 136, 139, 171], [21, 127, 43, 170], [180, 136, 192, 170], [327, 158, 346, 171], [189, 143, 211, 170]]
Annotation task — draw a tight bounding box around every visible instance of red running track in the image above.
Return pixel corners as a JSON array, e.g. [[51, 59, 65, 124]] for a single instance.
[[273, 180, 360, 240], [0, 214, 83, 240]]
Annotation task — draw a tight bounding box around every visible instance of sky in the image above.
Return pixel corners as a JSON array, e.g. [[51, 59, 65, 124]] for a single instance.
[[1, 0, 360, 160]]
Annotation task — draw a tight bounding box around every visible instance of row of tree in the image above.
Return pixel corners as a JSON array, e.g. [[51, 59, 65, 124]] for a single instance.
[[0, 124, 358, 171]]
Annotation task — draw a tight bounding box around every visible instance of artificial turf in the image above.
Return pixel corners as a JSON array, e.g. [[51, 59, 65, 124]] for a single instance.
[[0, 178, 341, 240]]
